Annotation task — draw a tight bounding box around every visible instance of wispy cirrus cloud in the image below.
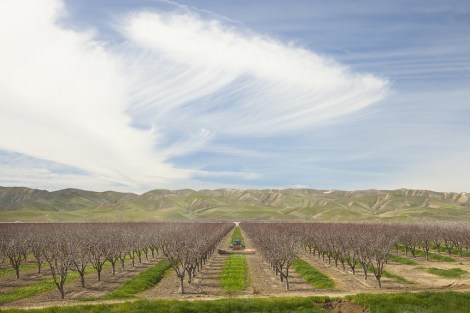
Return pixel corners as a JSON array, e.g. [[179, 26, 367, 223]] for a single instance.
[[0, 0, 388, 192], [122, 11, 388, 136]]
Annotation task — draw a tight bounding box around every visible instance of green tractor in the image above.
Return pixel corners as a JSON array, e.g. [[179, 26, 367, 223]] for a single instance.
[[218, 238, 255, 255], [230, 238, 245, 250]]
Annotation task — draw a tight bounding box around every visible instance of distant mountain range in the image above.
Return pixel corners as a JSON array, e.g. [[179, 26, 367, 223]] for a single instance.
[[0, 186, 469, 222]]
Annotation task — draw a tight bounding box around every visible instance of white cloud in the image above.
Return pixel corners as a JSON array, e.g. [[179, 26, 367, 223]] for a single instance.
[[195, 170, 262, 180], [0, 0, 388, 191], [385, 151, 470, 193], [122, 11, 388, 135], [0, 0, 189, 191]]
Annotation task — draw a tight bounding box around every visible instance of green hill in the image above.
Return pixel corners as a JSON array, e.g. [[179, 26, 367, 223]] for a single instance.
[[0, 186, 468, 222]]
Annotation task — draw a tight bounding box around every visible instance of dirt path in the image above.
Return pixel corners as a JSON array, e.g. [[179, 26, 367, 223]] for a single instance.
[[242, 228, 315, 295], [298, 251, 375, 291], [140, 228, 235, 299]]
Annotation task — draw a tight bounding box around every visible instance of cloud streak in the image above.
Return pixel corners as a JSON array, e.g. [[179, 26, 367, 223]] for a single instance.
[[0, 0, 388, 191], [122, 11, 388, 135]]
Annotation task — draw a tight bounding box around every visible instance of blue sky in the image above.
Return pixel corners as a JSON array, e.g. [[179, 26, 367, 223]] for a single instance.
[[0, 0, 469, 193]]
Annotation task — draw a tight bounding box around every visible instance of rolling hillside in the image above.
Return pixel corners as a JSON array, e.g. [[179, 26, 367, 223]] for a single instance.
[[0, 186, 469, 222]]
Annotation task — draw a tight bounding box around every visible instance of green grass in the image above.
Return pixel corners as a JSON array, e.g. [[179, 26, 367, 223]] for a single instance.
[[430, 244, 470, 257], [0, 271, 85, 304], [388, 254, 417, 265], [1, 297, 330, 313], [105, 260, 171, 299], [220, 255, 249, 292], [0, 278, 55, 304], [397, 245, 455, 262], [350, 291, 470, 313], [426, 253, 455, 262], [447, 247, 470, 257], [419, 267, 467, 278], [382, 270, 416, 285], [291, 258, 335, 289], [356, 262, 415, 285], [0, 262, 38, 278], [231, 226, 244, 245], [3, 292, 470, 313]]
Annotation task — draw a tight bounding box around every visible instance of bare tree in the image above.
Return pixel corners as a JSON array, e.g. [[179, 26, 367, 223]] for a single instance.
[[243, 223, 299, 290], [70, 232, 91, 288], [43, 233, 73, 299], [160, 223, 232, 294], [5, 234, 27, 279]]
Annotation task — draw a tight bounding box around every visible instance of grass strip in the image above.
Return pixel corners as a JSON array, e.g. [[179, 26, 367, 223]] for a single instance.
[[292, 258, 335, 289], [105, 260, 171, 299], [220, 254, 249, 292], [0, 278, 55, 304], [1, 296, 331, 313], [0, 271, 83, 304], [397, 245, 455, 262], [388, 254, 417, 265], [350, 291, 470, 313], [448, 247, 470, 258], [0, 263, 38, 278], [382, 270, 416, 285], [430, 244, 470, 257], [231, 226, 244, 245], [418, 267, 467, 278]]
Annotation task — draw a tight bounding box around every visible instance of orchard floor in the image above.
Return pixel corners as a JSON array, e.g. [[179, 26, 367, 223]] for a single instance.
[[1, 228, 470, 311]]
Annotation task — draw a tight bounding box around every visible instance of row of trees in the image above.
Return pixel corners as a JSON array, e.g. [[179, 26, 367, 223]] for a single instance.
[[0, 222, 232, 298], [242, 222, 470, 289], [297, 223, 397, 288], [396, 222, 470, 259], [242, 223, 299, 290]]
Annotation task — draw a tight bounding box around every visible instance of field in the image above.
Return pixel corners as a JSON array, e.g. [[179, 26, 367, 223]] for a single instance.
[[1, 222, 470, 312]]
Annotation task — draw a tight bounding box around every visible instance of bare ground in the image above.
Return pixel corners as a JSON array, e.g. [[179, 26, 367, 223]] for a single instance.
[[319, 300, 369, 313]]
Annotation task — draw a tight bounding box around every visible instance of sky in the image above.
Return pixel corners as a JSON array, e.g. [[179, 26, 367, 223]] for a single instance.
[[0, 0, 469, 193]]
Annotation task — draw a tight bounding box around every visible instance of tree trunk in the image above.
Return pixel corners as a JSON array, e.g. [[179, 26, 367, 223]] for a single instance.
[[283, 273, 289, 290], [80, 273, 85, 288], [180, 276, 185, 294]]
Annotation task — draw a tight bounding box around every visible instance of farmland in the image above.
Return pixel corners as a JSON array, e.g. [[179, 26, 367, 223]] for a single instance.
[[1, 222, 470, 312]]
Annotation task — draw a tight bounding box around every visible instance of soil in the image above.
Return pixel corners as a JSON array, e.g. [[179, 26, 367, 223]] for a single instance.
[[319, 300, 369, 313], [385, 254, 470, 291]]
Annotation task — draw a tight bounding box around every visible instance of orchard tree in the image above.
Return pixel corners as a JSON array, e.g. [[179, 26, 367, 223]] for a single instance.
[[44, 233, 73, 299]]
